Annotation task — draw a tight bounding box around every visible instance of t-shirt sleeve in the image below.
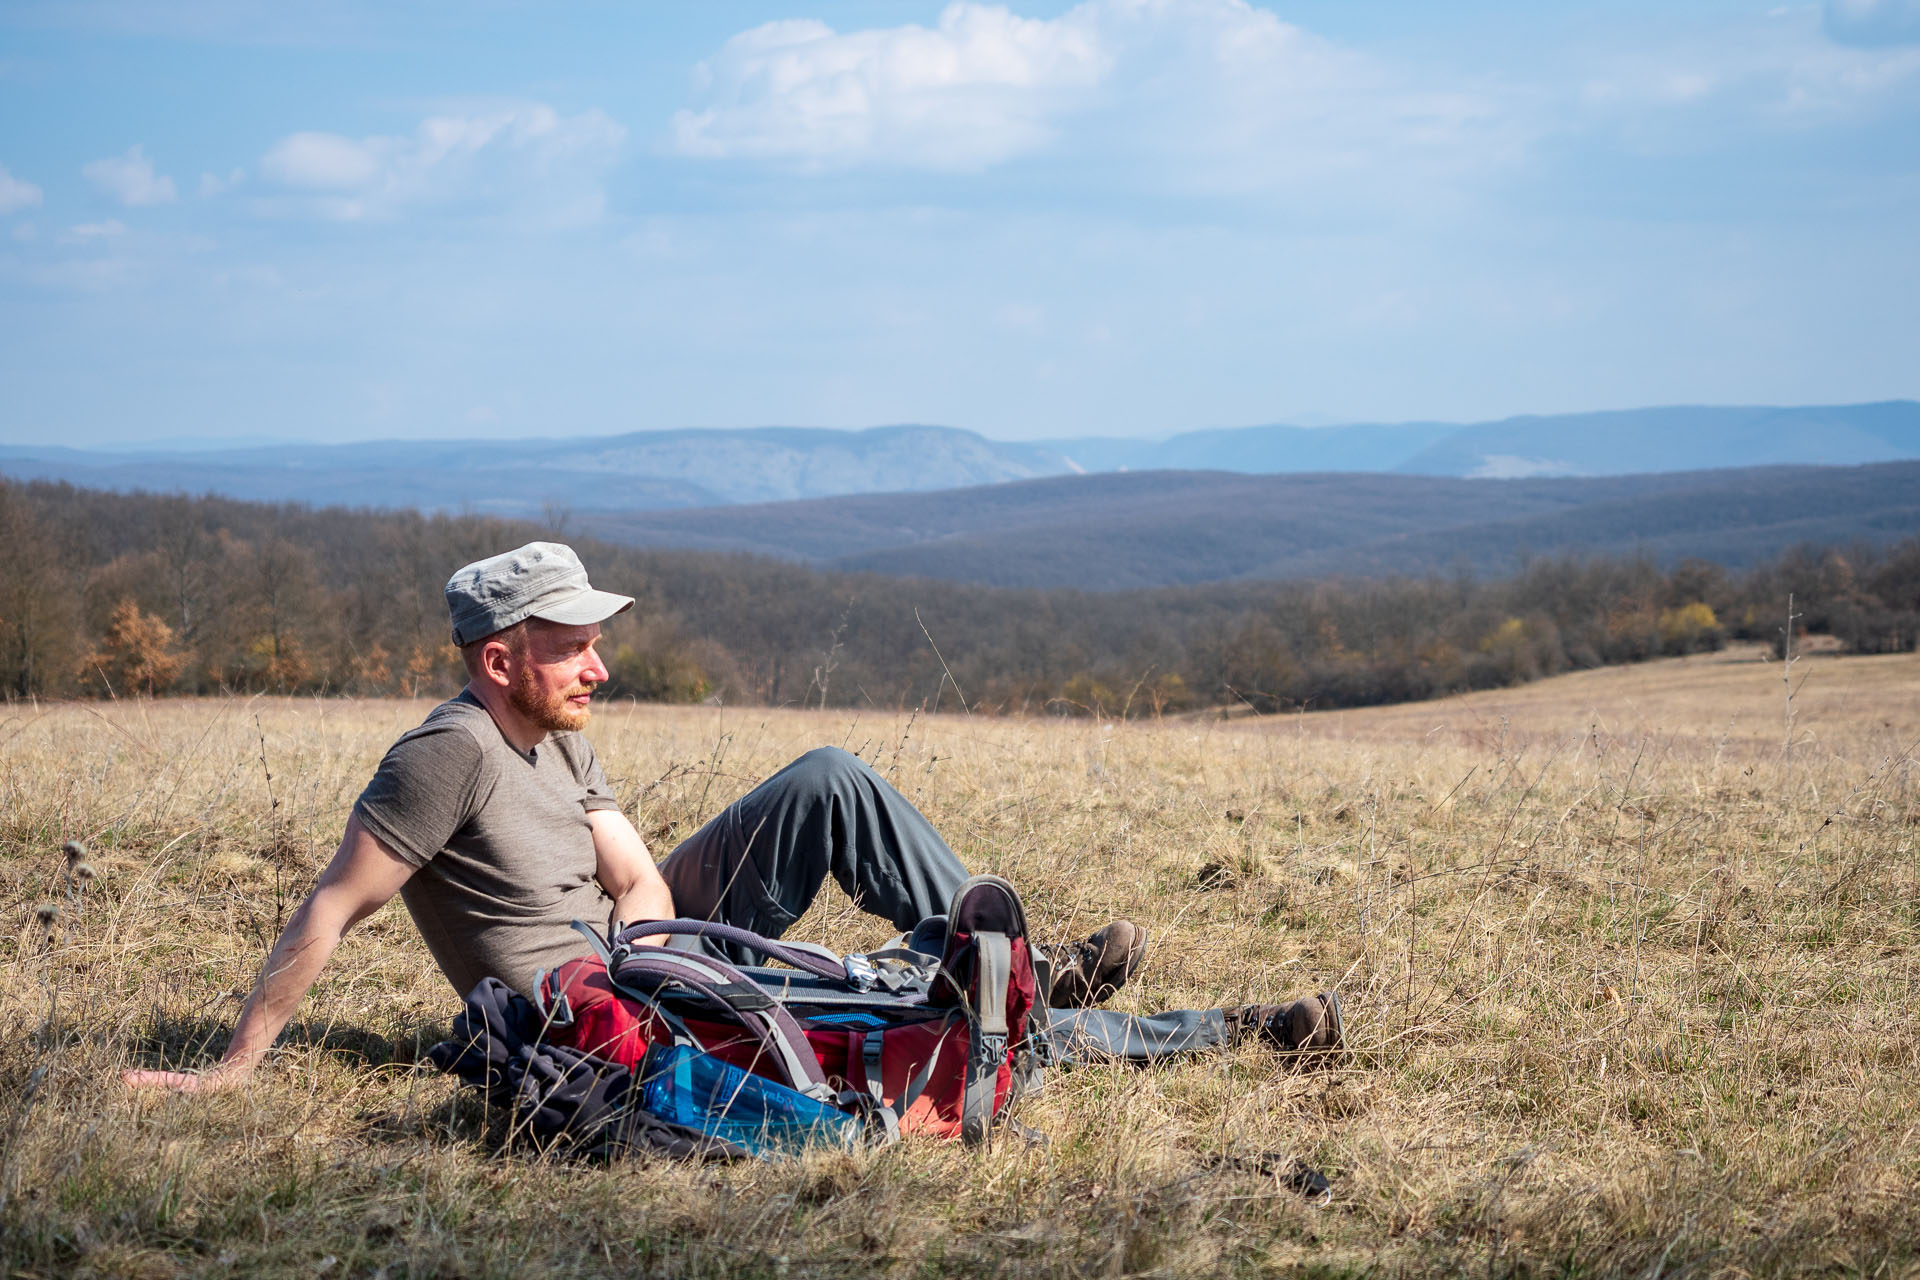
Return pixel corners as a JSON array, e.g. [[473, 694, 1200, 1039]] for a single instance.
[[571, 736, 621, 814], [353, 723, 487, 867]]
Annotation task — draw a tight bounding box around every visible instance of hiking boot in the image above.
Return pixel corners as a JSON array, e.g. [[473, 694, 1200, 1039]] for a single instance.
[[1221, 991, 1345, 1055], [1039, 920, 1149, 1008]]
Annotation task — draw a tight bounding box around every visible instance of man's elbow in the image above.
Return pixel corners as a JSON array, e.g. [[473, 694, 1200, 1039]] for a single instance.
[[297, 885, 378, 942]]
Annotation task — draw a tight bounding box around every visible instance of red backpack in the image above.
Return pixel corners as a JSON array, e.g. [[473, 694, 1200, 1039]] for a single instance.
[[536, 874, 1043, 1146]]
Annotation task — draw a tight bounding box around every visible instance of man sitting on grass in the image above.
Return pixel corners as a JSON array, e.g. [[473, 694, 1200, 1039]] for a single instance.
[[125, 542, 1341, 1093]]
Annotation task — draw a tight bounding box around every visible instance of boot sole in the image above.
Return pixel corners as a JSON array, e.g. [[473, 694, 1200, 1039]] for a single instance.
[[1094, 923, 1150, 1002], [1318, 990, 1345, 1052], [1121, 926, 1150, 983]]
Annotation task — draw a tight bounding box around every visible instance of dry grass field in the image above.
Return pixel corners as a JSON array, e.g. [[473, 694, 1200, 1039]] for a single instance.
[[4, 642, 1919, 1278]]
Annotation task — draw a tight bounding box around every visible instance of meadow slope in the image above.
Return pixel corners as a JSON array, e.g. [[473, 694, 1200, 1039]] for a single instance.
[[2, 644, 1918, 1277]]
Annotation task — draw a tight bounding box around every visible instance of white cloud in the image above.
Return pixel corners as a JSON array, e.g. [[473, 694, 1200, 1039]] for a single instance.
[[258, 104, 625, 223], [671, 0, 1516, 194], [1104, 2, 1514, 196], [676, 1, 1920, 198], [262, 132, 382, 190], [82, 144, 178, 206], [63, 219, 127, 240], [198, 167, 246, 197], [673, 7, 1109, 170], [1581, 7, 1920, 122], [0, 163, 44, 213], [1825, 0, 1920, 47]]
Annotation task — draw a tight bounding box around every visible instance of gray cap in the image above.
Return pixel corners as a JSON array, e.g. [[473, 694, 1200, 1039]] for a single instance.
[[445, 541, 634, 647]]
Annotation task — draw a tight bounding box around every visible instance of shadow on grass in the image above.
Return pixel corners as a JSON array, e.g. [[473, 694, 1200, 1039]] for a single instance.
[[121, 1012, 454, 1073], [357, 1088, 505, 1148], [119, 1011, 525, 1152]]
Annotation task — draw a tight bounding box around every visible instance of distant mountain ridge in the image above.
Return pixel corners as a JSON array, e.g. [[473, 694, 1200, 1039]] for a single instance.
[[1040, 402, 1920, 478], [0, 425, 1068, 516], [2, 401, 1915, 516]]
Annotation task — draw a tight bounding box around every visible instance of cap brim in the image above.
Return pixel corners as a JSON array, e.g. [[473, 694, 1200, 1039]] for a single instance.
[[530, 587, 635, 628]]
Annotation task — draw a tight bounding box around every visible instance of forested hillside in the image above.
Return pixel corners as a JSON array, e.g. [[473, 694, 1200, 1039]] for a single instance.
[[3, 479, 1916, 716], [583, 462, 1920, 587]]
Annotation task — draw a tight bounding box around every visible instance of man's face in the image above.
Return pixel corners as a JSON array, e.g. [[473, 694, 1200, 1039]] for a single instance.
[[505, 620, 609, 734]]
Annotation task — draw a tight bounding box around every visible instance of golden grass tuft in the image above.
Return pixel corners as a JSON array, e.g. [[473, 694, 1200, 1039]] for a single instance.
[[3, 643, 1919, 1277]]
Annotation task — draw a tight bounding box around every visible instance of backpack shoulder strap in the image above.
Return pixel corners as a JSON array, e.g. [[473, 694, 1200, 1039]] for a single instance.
[[933, 875, 1032, 1147], [570, 918, 617, 966], [611, 919, 848, 981], [962, 931, 1012, 1145], [613, 946, 833, 1100]]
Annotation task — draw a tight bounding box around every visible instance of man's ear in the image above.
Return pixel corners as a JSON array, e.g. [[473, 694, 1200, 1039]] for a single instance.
[[479, 638, 516, 688]]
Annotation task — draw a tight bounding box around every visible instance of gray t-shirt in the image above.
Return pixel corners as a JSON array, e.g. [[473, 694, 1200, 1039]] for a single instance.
[[353, 689, 619, 997]]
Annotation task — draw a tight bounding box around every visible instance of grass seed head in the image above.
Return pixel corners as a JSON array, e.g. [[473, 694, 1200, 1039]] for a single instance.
[[62, 840, 85, 868], [34, 902, 59, 927]]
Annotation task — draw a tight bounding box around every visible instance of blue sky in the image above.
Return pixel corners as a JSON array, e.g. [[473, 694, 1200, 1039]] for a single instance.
[[1, 0, 1916, 447]]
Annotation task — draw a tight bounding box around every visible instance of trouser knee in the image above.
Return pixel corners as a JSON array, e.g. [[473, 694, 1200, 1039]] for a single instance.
[[781, 745, 870, 795]]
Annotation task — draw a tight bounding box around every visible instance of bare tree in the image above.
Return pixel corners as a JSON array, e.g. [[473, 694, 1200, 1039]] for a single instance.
[[0, 483, 80, 697]]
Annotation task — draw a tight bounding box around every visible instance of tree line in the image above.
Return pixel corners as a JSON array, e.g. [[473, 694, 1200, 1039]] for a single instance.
[[3, 478, 1916, 715]]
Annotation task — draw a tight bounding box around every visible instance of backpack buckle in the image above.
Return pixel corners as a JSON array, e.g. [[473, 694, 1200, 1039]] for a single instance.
[[972, 1031, 1008, 1067], [842, 952, 880, 992]]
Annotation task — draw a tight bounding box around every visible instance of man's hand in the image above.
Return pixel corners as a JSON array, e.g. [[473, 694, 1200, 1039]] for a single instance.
[[589, 808, 674, 942], [123, 814, 415, 1092], [120, 1061, 251, 1094]]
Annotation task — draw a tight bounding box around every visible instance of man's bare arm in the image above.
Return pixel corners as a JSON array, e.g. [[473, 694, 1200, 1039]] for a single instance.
[[123, 813, 416, 1092], [588, 808, 674, 937]]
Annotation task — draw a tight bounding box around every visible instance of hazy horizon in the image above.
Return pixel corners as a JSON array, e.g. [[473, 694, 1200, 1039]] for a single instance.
[[7, 398, 1918, 460]]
